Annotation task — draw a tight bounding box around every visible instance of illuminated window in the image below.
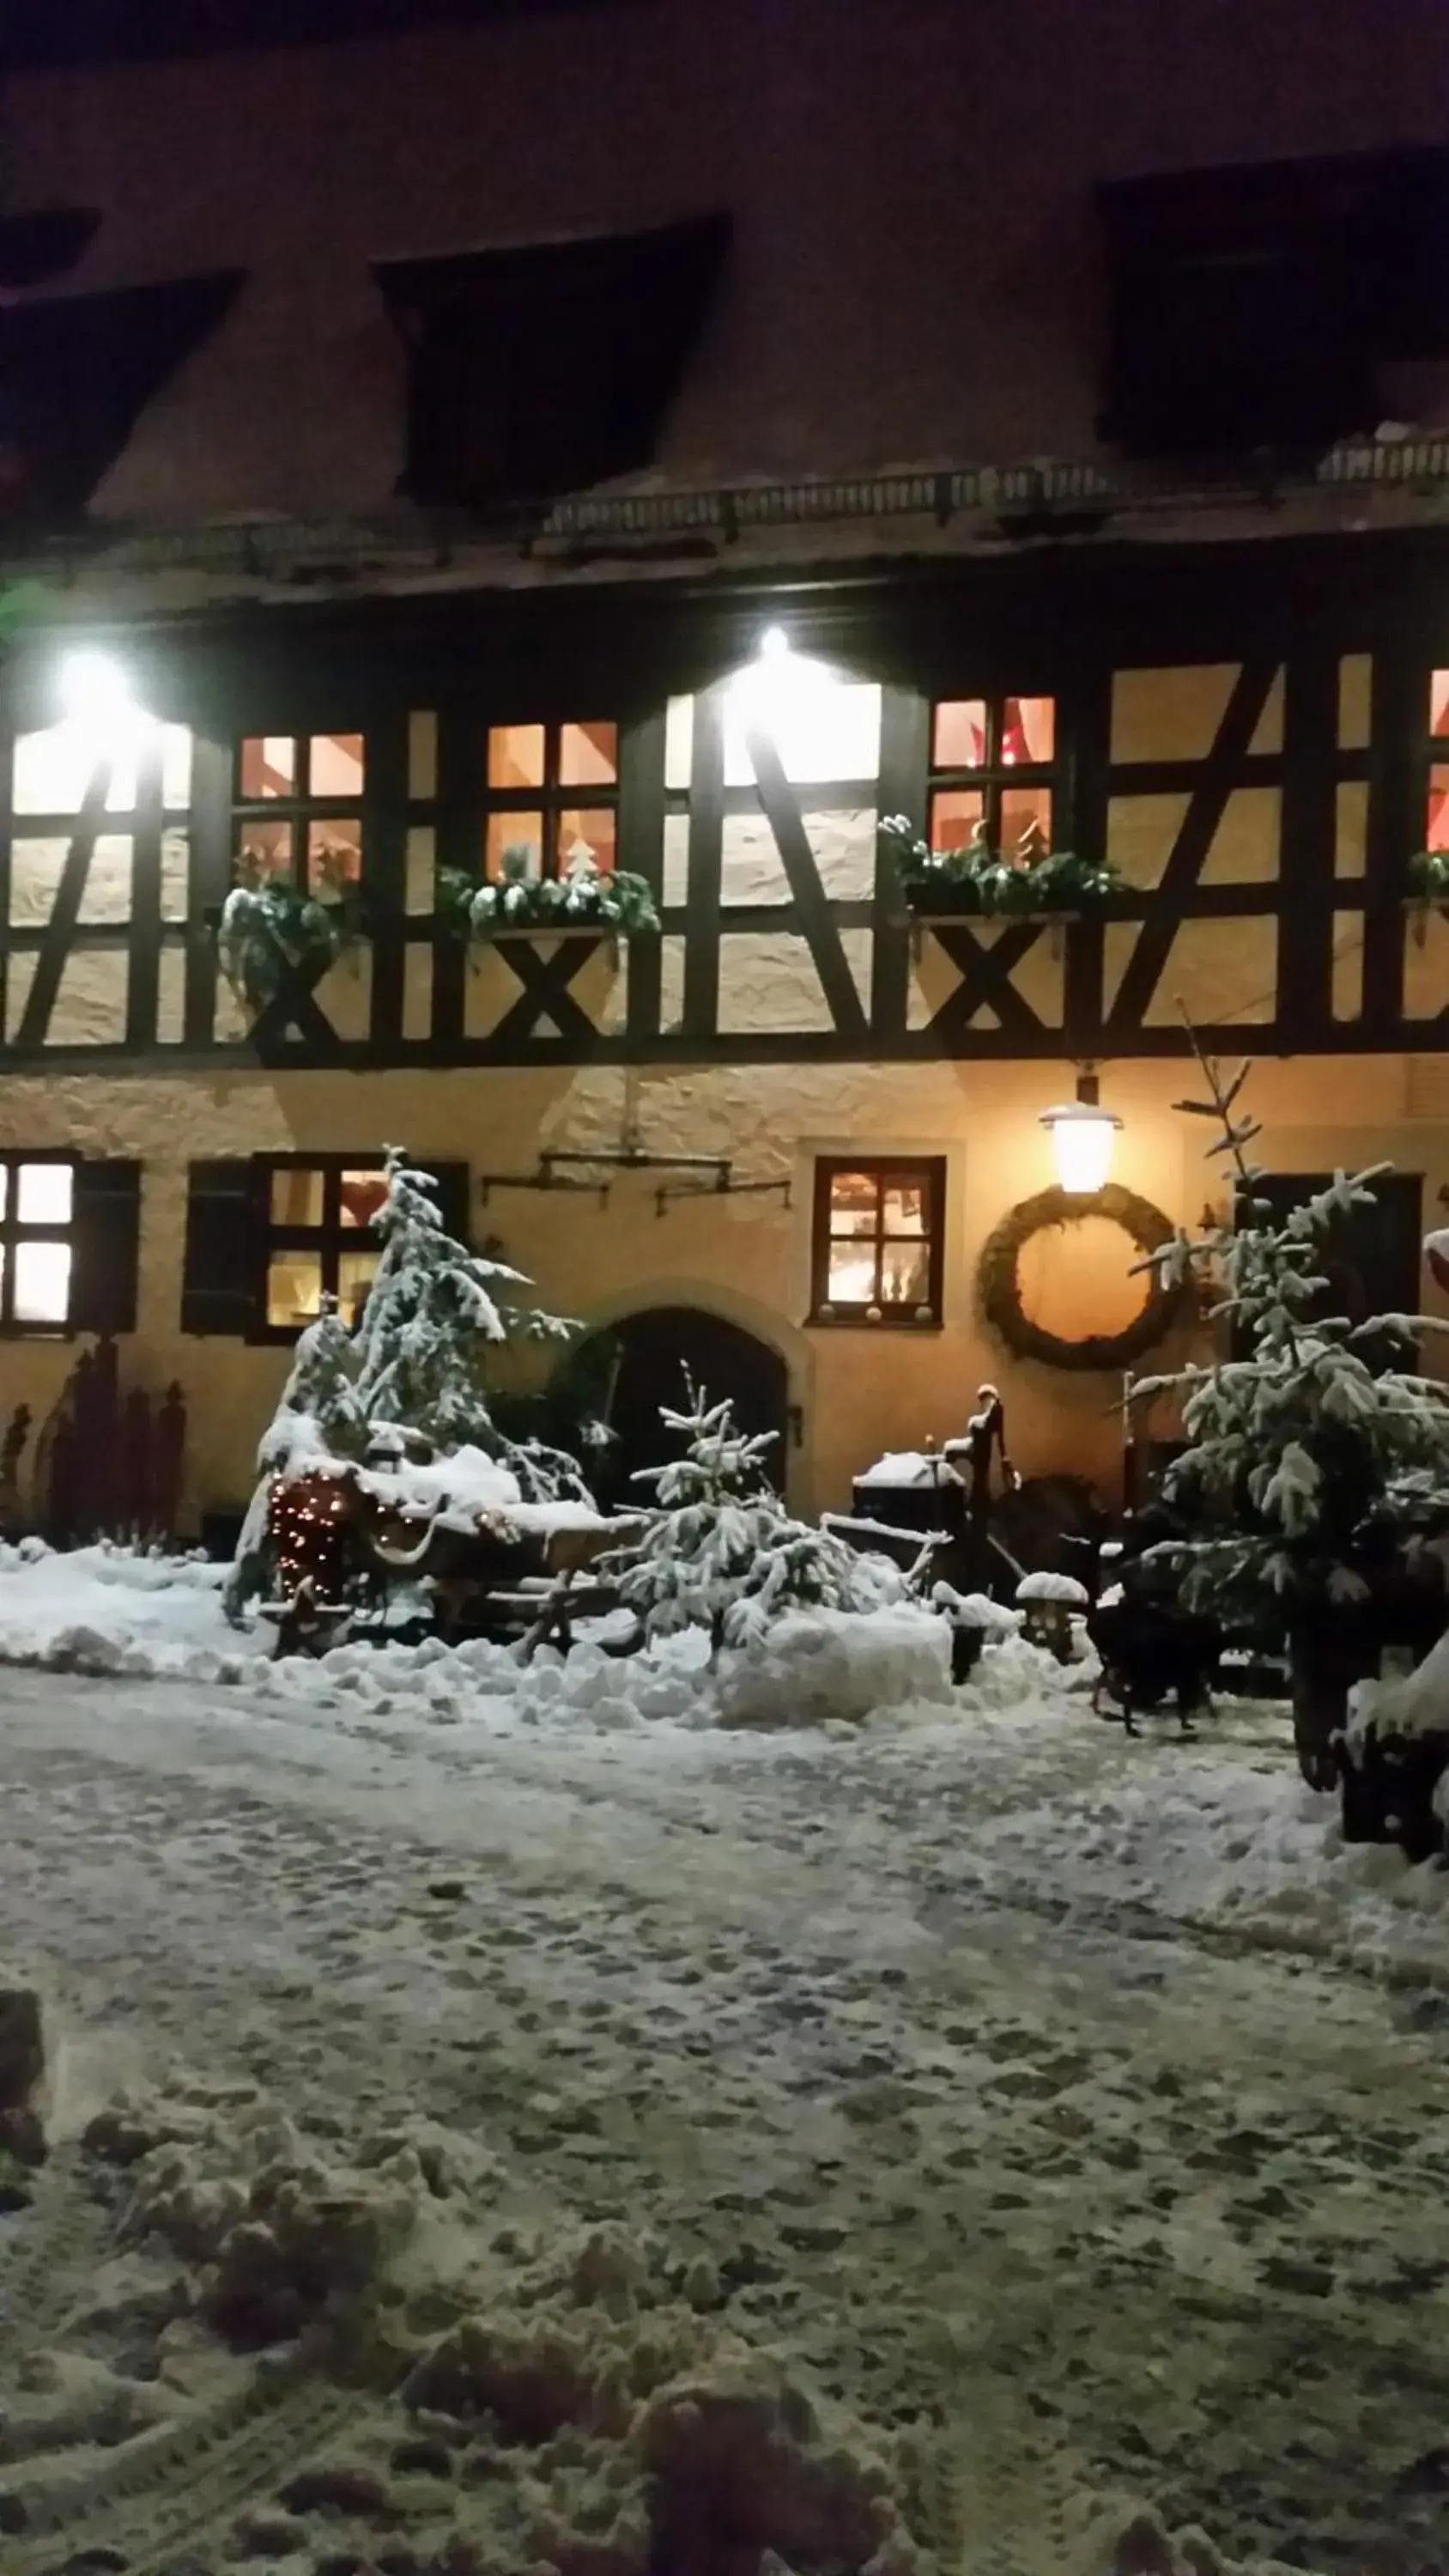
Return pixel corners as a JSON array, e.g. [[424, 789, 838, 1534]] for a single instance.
[[483, 720, 617, 878], [261, 1157, 387, 1334], [1428, 671, 1449, 853], [928, 694, 1057, 858], [810, 1159, 946, 1327], [234, 734, 365, 892], [0, 1155, 75, 1330]]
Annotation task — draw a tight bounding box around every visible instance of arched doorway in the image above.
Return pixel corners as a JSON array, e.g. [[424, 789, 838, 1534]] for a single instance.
[[553, 1305, 791, 1510]]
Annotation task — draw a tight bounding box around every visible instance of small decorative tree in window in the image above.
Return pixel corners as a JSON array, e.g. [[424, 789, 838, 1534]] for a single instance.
[[1134, 1030, 1449, 1783], [609, 1376, 902, 1656]]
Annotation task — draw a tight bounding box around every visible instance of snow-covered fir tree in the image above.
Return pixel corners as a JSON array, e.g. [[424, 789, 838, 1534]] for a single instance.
[[609, 1377, 901, 1653], [226, 1151, 583, 1617], [224, 1293, 366, 1617], [1135, 1036, 1449, 1765], [353, 1150, 575, 1464]]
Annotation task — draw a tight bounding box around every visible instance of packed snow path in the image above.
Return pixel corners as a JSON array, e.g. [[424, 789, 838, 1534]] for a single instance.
[[3, 1669, 1448, 2573]]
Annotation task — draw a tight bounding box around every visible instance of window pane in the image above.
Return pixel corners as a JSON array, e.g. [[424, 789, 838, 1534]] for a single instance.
[[239, 737, 296, 798], [409, 710, 438, 800], [828, 1170, 882, 1234], [827, 1242, 880, 1303], [339, 1170, 388, 1228], [559, 721, 619, 787], [929, 788, 985, 851], [1002, 695, 1055, 764], [161, 724, 193, 809], [17, 1163, 72, 1224], [559, 808, 616, 875], [310, 733, 365, 797], [13, 1239, 71, 1323], [1001, 785, 1053, 854], [1431, 671, 1449, 739], [307, 819, 361, 891], [0, 1168, 8, 1219], [880, 1241, 929, 1306], [882, 1178, 929, 1236], [488, 723, 546, 789], [1430, 766, 1449, 854], [932, 700, 989, 769], [336, 1249, 379, 1326], [266, 1249, 323, 1329], [236, 819, 294, 884], [664, 696, 694, 790], [486, 814, 544, 880], [270, 1166, 325, 1227]]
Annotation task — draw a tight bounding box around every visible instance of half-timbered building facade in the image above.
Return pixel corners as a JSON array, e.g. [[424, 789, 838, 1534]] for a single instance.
[[3, 0, 1449, 1527]]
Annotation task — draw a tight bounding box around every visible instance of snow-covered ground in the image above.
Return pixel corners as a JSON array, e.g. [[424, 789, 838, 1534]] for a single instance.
[[1, 1548, 1447, 2574]]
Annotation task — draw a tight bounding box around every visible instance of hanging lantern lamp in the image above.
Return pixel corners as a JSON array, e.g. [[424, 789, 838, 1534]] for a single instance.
[[1040, 1067, 1121, 1195]]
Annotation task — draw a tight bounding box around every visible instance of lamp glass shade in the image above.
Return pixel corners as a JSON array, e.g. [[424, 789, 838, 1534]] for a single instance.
[[1040, 1100, 1120, 1194]]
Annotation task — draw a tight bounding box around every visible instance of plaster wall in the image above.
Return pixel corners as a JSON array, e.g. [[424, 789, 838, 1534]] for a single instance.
[[4, 0, 1448, 520], [0, 1051, 1442, 1534]]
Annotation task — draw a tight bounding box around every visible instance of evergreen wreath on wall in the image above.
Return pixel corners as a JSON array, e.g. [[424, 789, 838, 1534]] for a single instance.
[[979, 1183, 1189, 1371]]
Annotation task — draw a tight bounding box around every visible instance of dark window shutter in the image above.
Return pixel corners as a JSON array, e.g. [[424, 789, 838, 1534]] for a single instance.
[[423, 1161, 471, 1248], [181, 1158, 262, 1336], [1233, 1172, 1423, 1365], [70, 1159, 142, 1333]]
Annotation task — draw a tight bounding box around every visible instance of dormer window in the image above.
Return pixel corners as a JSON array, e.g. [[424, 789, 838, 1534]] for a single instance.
[[1098, 147, 1449, 459], [373, 213, 731, 517]]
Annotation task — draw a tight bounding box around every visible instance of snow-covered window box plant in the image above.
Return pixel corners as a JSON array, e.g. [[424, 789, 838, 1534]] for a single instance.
[[216, 853, 365, 1012], [436, 845, 660, 949], [880, 813, 1120, 924]]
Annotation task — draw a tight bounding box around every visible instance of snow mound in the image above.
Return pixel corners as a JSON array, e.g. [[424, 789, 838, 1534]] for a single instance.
[[716, 1605, 953, 1727], [855, 1449, 959, 1489]]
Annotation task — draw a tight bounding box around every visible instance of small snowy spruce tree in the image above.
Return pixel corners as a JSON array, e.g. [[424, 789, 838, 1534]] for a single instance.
[[1136, 1034, 1449, 1687], [610, 1376, 900, 1654], [352, 1149, 575, 1466], [227, 1151, 584, 1619], [224, 1293, 366, 1618]]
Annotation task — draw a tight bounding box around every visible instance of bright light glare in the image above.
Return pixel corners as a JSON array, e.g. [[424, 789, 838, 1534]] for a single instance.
[[60, 650, 135, 728], [759, 624, 790, 659], [1041, 1103, 1119, 1195]]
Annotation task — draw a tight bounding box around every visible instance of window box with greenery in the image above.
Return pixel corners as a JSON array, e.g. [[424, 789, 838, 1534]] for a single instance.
[[810, 1159, 946, 1327], [433, 716, 658, 948], [881, 814, 1119, 921], [217, 732, 368, 1011], [438, 844, 660, 946]]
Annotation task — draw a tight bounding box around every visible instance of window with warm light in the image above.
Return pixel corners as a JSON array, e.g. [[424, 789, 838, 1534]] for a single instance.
[[928, 694, 1058, 857], [1428, 670, 1449, 852], [0, 1155, 76, 1331], [483, 720, 618, 880], [234, 734, 366, 894], [261, 1157, 388, 1334], [810, 1159, 946, 1327]]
